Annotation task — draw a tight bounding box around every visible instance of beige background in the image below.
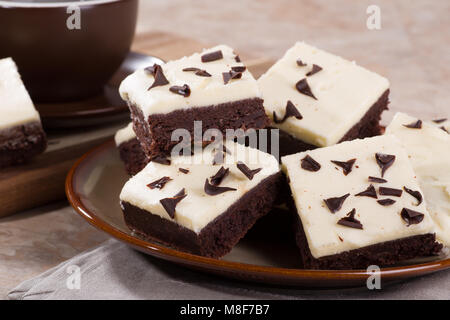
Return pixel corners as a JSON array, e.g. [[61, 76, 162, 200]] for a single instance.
[[1, 0, 449, 298]]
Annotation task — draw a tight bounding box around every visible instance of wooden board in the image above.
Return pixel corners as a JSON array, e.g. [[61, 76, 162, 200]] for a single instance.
[[0, 32, 273, 218]]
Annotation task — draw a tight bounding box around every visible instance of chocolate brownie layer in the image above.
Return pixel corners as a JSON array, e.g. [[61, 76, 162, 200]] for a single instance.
[[121, 172, 283, 258], [293, 213, 442, 270], [129, 97, 269, 160], [274, 89, 389, 157], [117, 138, 149, 176], [0, 121, 47, 168]]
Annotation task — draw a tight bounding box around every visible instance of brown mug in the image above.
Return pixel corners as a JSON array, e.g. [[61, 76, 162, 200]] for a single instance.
[[0, 0, 138, 103]]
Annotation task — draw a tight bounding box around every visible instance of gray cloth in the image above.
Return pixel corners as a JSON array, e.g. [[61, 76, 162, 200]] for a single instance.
[[8, 239, 450, 300]]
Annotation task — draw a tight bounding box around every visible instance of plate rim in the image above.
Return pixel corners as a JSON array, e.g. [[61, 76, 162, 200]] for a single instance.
[[65, 139, 450, 285]]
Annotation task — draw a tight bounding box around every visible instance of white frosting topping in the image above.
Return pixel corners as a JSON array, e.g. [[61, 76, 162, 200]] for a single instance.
[[281, 135, 436, 259], [386, 112, 450, 246], [119, 45, 261, 119], [120, 140, 280, 234], [258, 42, 389, 147], [114, 122, 136, 146], [0, 58, 40, 129]]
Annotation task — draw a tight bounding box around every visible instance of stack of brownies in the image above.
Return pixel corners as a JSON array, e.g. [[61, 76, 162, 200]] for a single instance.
[[116, 42, 449, 269]]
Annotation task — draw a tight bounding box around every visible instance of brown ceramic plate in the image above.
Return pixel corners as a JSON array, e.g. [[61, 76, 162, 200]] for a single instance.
[[38, 52, 163, 128], [66, 140, 450, 288]]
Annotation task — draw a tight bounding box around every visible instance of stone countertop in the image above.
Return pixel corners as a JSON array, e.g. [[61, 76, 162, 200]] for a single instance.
[[1, 0, 449, 299]]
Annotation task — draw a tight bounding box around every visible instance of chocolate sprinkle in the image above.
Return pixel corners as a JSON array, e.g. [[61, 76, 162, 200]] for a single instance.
[[231, 66, 246, 72], [301, 155, 321, 172], [337, 209, 363, 230], [160, 189, 187, 219], [179, 168, 189, 174], [306, 64, 323, 77], [296, 59, 307, 67], [377, 199, 396, 206], [210, 166, 229, 186], [375, 153, 396, 177], [222, 70, 243, 84], [403, 186, 423, 205], [379, 187, 403, 197], [169, 84, 191, 97], [403, 120, 422, 129], [147, 176, 172, 190], [204, 179, 236, 196], [401, 208, 425, 226], [324, 193, 350, 213], [147, 64, 169, 90], [433, 118, 447, 124], [201, 50, 223, 62], [273, 100, 303, 124], [295, 78, 317, 100], [355, 184, 378, 199], [368, 176, 387, 183], [236, 162, 262, 180], [152, 156, 171, 165], [330, 159, 356, 176]]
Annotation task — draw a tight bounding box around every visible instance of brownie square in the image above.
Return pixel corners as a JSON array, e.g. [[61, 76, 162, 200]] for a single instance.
[[120, 140, 282, 258], [281, 135, 442, 270], [0, 58, 47, 167], [386, 112, 450, 247], [258, 42, 390, 157], [119, 45, 268, 161]]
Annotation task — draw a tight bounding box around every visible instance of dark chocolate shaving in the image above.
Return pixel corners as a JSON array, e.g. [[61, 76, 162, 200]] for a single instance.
[[273, 100, 303, 124], [182, 67, 200, 72], [222, 144, 232, 155], [201, 50, 223, 62], [301, 155, 321, 172], [355, 184, 378, 199], [403, 186, 423, 205], [231, 66, 246, 72], [182, 67, 211, 77], [401, 208, 425, 226], [152, 156, 171, 165], [147, 176, 172, 190], [375, 153, 396, 177], [179, 168, 189, 174], [440, 126, 449, 134], [306, 64, 323, 77], [377, 199, 396, 206], [379, 187, 403, 197], [403, 120, 422, 129], [236, 162, 262, 180], [234, 55, 241, 62], [296, 59, 307, 67], [169, 84, 191, 97], [433, 118, 447, 124], [210, 166, 229, 186], [222, 70, 243, 84], [337, 208, 363, 230], [147, 64, 169, 90], [159, 188, 187, 219], [324, 193, 350, 213], [368, 176, 387, 183], [204, 179, 236, 196], [330, 159, 356, 176], [295, 78, 317, 100]]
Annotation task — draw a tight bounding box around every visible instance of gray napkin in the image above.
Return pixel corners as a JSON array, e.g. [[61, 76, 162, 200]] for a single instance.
[[8, 239, 450, 300]]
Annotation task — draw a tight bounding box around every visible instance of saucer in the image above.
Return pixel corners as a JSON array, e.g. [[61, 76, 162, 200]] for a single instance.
[[37, 52, 163, 128]]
